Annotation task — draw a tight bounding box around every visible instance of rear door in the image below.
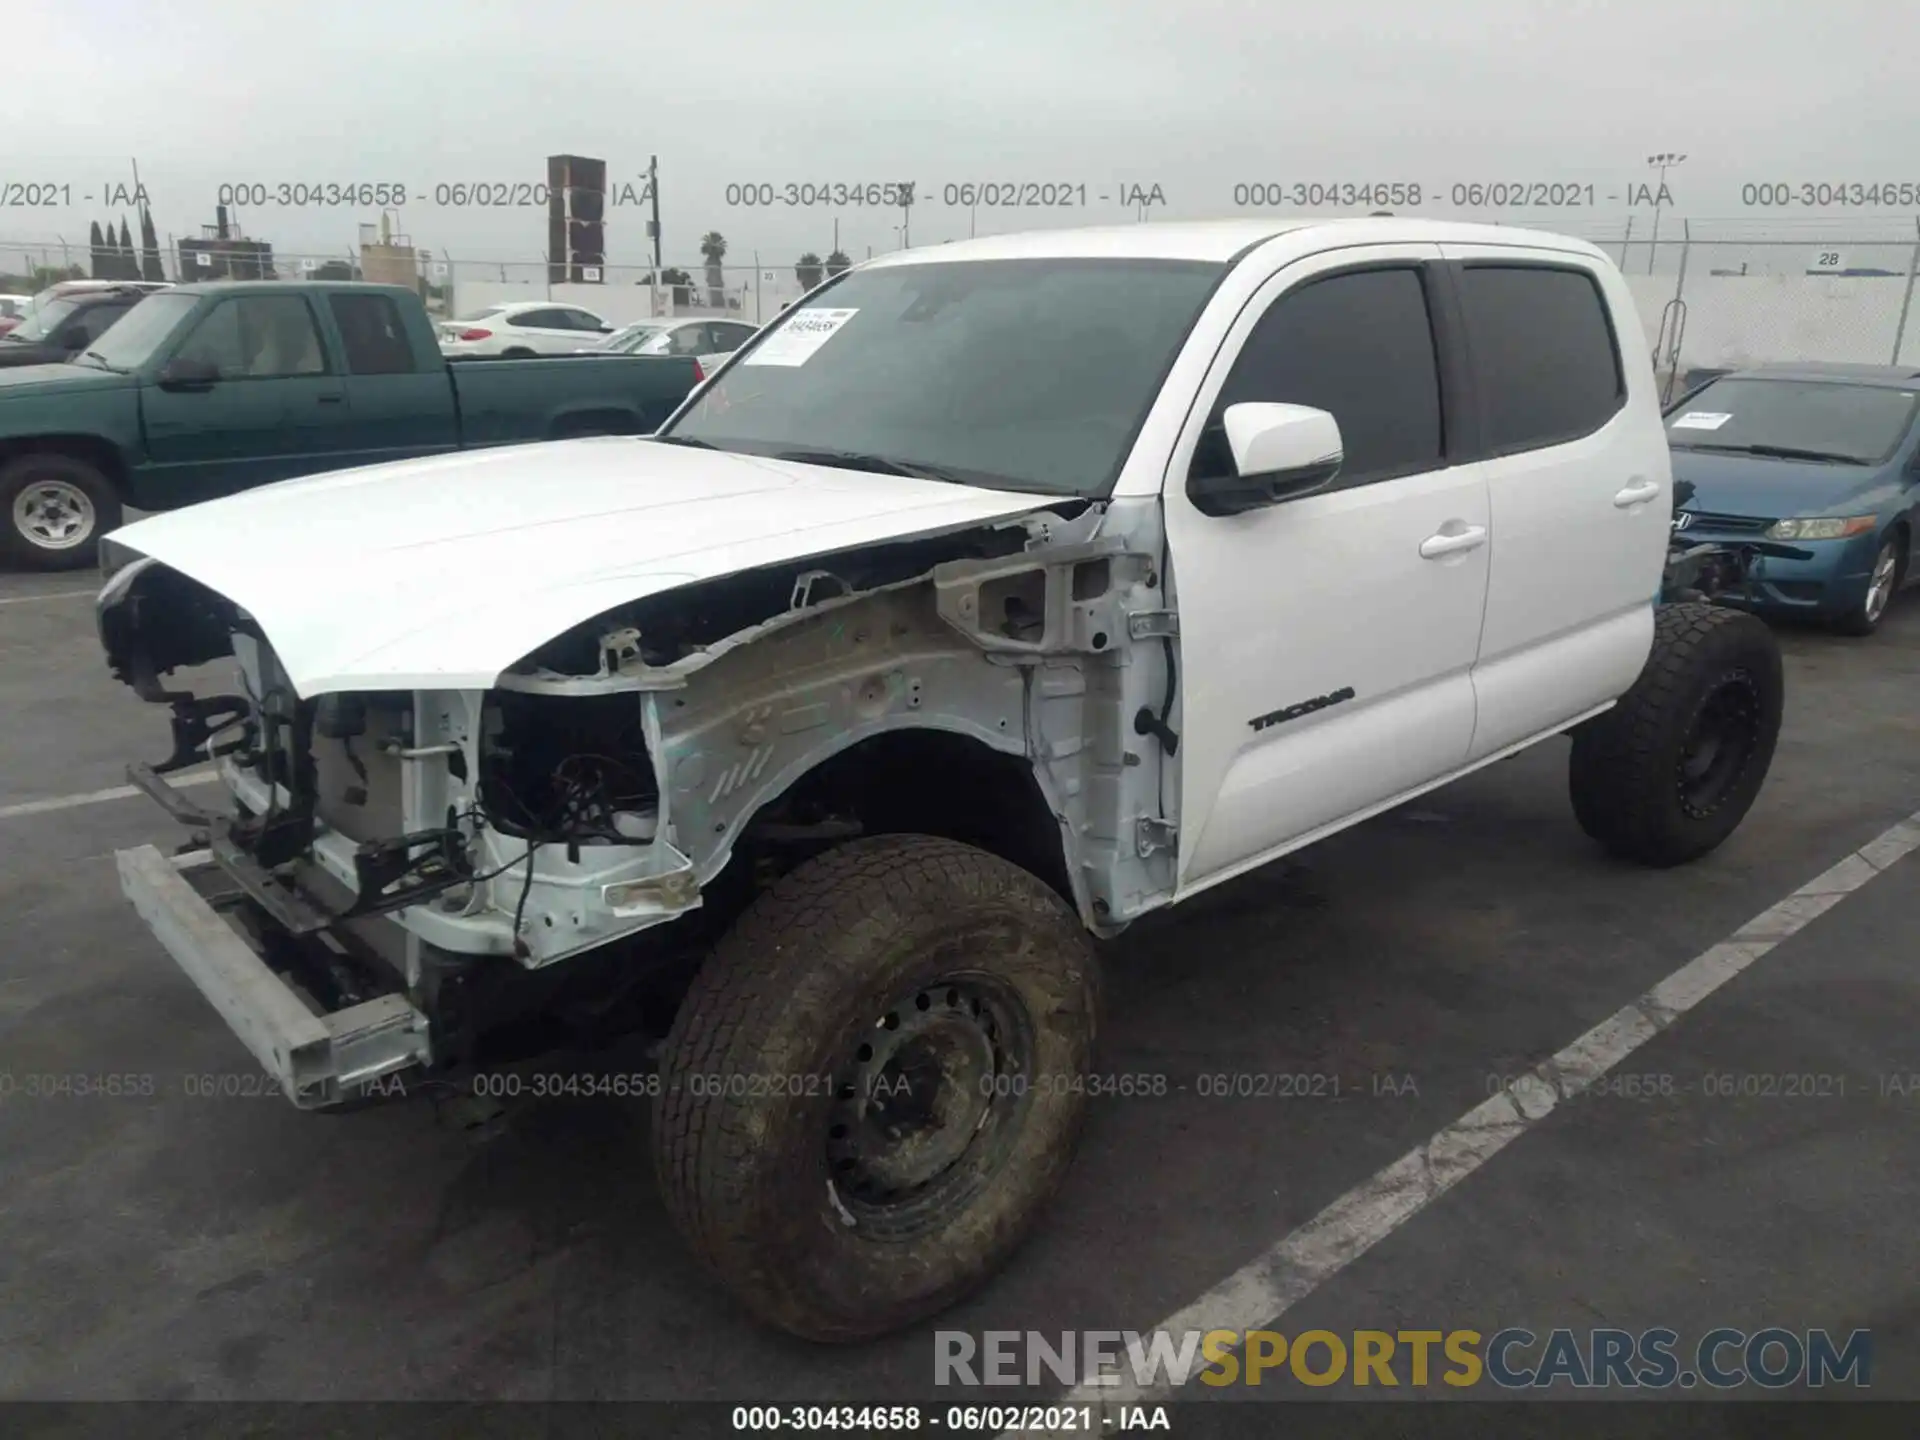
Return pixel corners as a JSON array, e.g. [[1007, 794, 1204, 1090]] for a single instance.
[[139, 292, 356, 503], [321, 291, 459, 465], [1436, 245, 1671, 760], [1164, 245, 1494, 891], [503, 307, 584, 354]]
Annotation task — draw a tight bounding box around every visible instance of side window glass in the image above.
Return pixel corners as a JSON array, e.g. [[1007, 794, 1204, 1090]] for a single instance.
[[174, 297, 327, 379], [328, 294, 416, 374], [1456, 265, 1624, 454], [1192, 267, 1443, 488]]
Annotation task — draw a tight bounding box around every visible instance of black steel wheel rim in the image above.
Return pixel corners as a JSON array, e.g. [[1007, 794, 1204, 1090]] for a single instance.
[[1676, 668, 1762, 819], [825, 972, 1036, 1240]]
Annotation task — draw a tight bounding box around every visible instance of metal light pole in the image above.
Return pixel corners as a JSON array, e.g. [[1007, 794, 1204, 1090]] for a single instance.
[[1646, 152, 1686, 275], [647, 154, 662, 277]]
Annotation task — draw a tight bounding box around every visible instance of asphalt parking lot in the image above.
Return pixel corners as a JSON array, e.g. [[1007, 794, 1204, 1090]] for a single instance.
[[2, 564, 1917, 1425]]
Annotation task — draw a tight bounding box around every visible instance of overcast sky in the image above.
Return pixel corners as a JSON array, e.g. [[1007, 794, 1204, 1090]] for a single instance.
[[5, 0, 1911, 276]]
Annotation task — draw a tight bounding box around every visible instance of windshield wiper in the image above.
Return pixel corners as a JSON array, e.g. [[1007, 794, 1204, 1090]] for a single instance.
[[651, 434, 719, 449], [76, 350, 124, 372], [1676, 442, 1863, 464]]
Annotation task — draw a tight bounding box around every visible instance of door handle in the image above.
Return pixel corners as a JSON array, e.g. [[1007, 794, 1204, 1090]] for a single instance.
[[1419, 524, 1488, 560], [1613, 479, 1661, 508]]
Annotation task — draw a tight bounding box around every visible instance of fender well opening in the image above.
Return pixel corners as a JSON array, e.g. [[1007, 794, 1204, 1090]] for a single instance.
[[748, 729, 1072, 907]]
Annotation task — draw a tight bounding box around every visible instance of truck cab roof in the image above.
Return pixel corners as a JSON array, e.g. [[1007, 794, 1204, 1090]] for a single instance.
[[861, 216, 1611, 267]]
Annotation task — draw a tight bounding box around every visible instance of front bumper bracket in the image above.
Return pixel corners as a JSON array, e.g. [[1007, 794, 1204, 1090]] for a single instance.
[[115, 844, 431, 1109]]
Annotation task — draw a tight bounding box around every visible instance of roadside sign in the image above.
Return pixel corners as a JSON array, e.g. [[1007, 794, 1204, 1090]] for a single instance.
[[430, 261, 448, 279], [194, 251, 212, 268], [299, 258, 316, 273], [1811, 249, 1847, 273], [581, 265, 603, 282], [761, 270, 776, 283]]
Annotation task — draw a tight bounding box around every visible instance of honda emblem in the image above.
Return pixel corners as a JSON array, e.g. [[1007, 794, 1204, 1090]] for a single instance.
[[1672, 511, 1694, 532]]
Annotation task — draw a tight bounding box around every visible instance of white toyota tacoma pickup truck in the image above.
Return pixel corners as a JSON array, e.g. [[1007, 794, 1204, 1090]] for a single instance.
[[98, 217, 1784, 1342]]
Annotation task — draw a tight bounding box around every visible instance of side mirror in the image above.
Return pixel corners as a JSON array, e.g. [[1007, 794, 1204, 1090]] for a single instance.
[[1187, 403, 1344, 516], [597, 324, 614, 334], [156, 356, 220, 390]]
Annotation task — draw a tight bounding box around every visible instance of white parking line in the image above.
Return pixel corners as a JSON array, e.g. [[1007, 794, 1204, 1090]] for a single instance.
[[1046, 808, 1920, 1415], [0, 588, 94, 607], [0, 771, 219, 821]]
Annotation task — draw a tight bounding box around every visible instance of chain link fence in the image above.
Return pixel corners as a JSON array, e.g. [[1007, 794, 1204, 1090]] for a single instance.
[[1438, 217, 1920, 400], [0, 241, 824, 327], [5, 223, 1920, 389]]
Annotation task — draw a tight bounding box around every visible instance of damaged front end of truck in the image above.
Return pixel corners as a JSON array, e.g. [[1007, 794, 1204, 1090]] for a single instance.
[[97, 492, 1183, 1109]]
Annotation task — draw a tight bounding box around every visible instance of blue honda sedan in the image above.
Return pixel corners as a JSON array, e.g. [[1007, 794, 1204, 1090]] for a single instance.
[[1667, 363, 1920, 634]]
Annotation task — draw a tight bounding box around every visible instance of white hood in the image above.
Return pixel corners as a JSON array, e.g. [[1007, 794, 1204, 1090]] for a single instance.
[[111, 438, 1058, 696]]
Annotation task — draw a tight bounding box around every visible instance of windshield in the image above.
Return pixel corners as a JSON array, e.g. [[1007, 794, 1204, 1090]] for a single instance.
[[5, 297, 81, 343], [78, 292, 200, 370], [1668, 378, 1919, 465], [663, 257, 1224, 497]]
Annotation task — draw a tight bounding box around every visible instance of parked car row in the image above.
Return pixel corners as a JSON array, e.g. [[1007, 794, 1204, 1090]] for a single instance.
[[436, 301, 756, 371]]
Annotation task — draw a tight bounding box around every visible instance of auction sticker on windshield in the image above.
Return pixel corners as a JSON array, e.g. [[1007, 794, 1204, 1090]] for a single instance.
[[743, 307, 859, 366], [1670, 411, 1733, 430]]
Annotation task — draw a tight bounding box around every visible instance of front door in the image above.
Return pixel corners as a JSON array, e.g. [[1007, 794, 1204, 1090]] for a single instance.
[[140, 292, 354, 504], [1163, 246, 1493, 892]]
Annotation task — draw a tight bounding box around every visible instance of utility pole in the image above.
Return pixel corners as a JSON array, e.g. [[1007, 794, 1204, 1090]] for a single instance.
[[1646, 152, 1686, 275], [648, 154, 662, 276]]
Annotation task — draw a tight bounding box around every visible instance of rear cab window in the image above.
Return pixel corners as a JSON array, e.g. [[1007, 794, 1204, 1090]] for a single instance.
[[328, 293, 417, 374], [1454, 263, 1625, 454]]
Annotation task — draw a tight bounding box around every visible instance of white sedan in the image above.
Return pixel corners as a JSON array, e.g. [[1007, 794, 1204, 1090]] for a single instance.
[[575, 316, 759, 372], [439, 301, 614, 357]]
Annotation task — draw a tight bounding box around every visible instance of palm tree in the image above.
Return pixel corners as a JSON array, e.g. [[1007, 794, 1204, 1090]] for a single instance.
[[88, 221, 106, 278], [699, 230, 727, 307], [117, 217, 136, 279], [795, 252, 823, 290], [825, 249, 852, 278]]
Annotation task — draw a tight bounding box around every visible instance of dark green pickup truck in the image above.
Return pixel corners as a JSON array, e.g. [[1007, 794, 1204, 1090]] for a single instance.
[[0, 280, 701, 569]]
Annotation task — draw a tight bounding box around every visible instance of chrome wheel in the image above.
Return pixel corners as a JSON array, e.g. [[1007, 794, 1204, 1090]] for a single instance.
[[1863, 541, 1898, 623], [11, 478, 96, 551]]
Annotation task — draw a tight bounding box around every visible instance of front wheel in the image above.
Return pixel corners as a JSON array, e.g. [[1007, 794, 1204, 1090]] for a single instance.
[[1569, 603, 1783, 868], [1832, 535, 1902, 636], [0, 452, 123, 571], [653, 834, 1100, 1341]]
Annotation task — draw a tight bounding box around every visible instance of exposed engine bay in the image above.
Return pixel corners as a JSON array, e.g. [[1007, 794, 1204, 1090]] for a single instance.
[[97, 495, 1180, 1093]]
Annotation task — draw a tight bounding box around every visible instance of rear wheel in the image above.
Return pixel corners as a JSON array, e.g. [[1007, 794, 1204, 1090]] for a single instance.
[[0, 452, 122, 571], [1569, 603, 1783, 867], [653, 834, 1100, 1341], [1832, 534, 1902, 636]]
